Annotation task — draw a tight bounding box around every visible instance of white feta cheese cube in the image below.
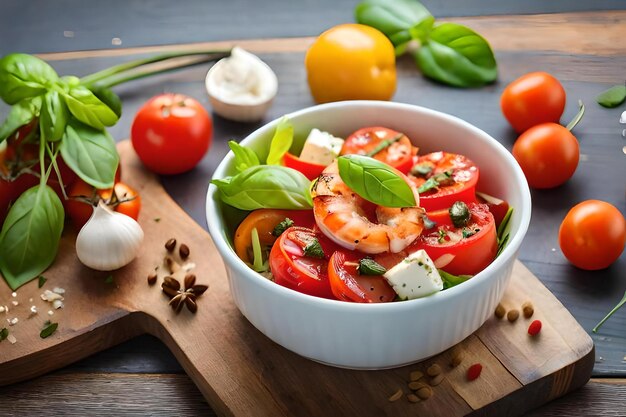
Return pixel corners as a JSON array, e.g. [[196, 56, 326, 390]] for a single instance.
[[383, 249, 443, 300], [298, 128, 344, 166]]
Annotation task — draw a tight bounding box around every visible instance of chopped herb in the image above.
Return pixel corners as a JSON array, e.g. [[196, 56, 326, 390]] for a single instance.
[[417, 170, 454, 194], [434, 170, 454, 185], [449, 201, 470, 228], [437, 229, 447, 243], [365, 133, 405, 157], [423, 214, 436, 229], [462, 228, 476, 239], [303, 238, 325, 259], [410, 163, 433, 176], [250, 227, 269, 273], [38, 275, 47, 288], [0, 328, 8, 341], [40, 322, 58, 339], [439, 269, 472, 289], [596, 84, 626, 108], [154, 217, 161, 223], [104, 275, 114, 285], [357, 258, 387, 276], [272, 218, 294, 237], [417, 177, 439, 194]]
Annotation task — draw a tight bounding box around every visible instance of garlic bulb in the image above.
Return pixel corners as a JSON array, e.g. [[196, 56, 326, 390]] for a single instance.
[[205, 47, 278, 122], [76, 202, 144, 271]]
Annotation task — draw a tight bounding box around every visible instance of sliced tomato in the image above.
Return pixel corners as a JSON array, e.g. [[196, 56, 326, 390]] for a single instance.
[[341, 126, 417, 174], [234, 209, 315, 264], [328, 251, 395, 303], [269, 226, 335, 299], [409, 152, 479, 211], [411, 203, 497, 276], [282, 152, 326, 180], [476, 191, 510, 228]]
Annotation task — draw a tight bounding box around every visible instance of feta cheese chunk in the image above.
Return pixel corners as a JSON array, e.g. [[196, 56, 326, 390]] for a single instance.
[[383, 250, 443, 300], [298, 128, 344, 166]]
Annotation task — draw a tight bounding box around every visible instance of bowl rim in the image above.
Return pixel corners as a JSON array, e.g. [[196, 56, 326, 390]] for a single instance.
[[206, 100, 532, 312]]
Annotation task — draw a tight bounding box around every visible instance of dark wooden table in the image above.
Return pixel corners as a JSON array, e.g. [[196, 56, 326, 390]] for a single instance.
[[1, 1, 625, 415]]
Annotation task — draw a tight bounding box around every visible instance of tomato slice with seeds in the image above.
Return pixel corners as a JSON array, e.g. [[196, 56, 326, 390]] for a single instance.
[[341, 126, 417, 174], [409, 152, 479, 211], [269, 226, 336, 299], [328, 251, 396, 303], [411, 203, 497, 276]]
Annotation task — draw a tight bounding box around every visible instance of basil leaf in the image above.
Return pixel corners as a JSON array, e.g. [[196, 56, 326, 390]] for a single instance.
[[63, 85, 119, 130], [266, 117, 293, 165], [355, 0, 432, 47], [303, 238, 325, 259], [89, 86, 123, 118], [337, 154, 416, 208], [0, 54, 59, 104], [39, 91, 68, 142], [228, 140, 260, 173], [439, 269, 472, 289], [211, 165, 313, 210], [40, 322, 58, 339], [60, 119, 119, 189], [414, 22, 497, 87], [60, 75, 81, 90], [449, 201, 470, 228], [596, 85, 626, 108], [358, 258, 387, 275], [272, 217, 294, 237], [0, 185, 64, 290], [0, 96, 41, 143]]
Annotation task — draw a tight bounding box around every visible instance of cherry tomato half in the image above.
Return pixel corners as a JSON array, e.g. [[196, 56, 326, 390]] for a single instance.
[[411, 203, 497, 276], [408, 152, 479, 212], [282, 152, 326, 181], [559, 200, 626, 270], [341, 127, 417, 174], [501, 72, 566, 133], [269, 226, 335, 299], [512, 123, 579, 189], [328, 251, 395, 303], [476, 192, 510, 228], [131, 93, 212, 175], [234, 209, 315, 264], [65, 180, 141, 230]]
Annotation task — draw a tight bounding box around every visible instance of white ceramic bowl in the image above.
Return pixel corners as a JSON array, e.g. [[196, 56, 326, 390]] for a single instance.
[[206, 101, 531, 369]]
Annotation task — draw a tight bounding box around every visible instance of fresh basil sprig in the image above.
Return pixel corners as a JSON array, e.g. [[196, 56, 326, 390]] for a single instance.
[[439, 269, 472, 289], [596, 84, 626, 108], [212, 165, 313, 210], [337, 154, 416, 207], [355, 0, 497, 87], [0, 185, 64, 290], [266, 117, 294, 165], [228, 140, 261, 173]]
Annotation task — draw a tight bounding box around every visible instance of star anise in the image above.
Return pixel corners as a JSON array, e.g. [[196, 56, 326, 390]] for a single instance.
[[161, 274, 208, 314]]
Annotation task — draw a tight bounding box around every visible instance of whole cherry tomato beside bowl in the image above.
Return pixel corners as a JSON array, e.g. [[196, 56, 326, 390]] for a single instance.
[[206, 101, 531, 369]]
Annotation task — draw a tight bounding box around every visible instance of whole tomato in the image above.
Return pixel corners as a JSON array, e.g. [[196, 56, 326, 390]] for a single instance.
[[305, 24, 396, 104], [501, 72, 566, 133], [559, 200, 626, 270], [512, 123, 579, 189], [131, 93, 212, 175]]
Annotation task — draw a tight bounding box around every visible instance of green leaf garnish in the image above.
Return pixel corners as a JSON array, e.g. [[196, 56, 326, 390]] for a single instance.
[[337, 154, 416, 208], [40, 322, 58, 339], [250, 227, 269, 273], [272, 218, 294, 237], [357, 258, 387, 275], [266, 117, 294, 165], [303, 238, 325, 259], [439, 269, 472, 289], [365, 133, 404, 157], [410, 163, 433, 176], [496, 206, 514, 258], [596, 84, 626, 108], [229, 140, 260, 173]]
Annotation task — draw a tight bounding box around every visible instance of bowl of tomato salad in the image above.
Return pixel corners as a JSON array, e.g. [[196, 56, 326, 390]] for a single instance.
[[207, 101, 531, 369]]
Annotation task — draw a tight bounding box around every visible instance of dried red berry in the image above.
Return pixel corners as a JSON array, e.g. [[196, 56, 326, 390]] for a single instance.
[[467, 363, 482, 381], [528, 319, 542, 336]]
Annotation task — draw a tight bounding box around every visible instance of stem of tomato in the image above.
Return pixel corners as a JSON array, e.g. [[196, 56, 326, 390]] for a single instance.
[[80, 50, 231, 86], [45, 143, 68, 200], [565, 100, 585, 131], [593, 290, 626, 333]]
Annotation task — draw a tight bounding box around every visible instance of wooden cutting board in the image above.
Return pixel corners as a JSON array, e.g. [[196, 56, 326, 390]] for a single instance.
[[0, 141, 594, 417]]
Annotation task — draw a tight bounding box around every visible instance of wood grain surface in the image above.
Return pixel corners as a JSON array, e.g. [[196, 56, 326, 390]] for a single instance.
[[1, 6, 625, 417]]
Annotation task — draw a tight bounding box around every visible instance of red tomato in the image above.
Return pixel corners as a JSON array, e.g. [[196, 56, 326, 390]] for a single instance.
[[408, 152, 479, 212], [501, 72, 566, 133], [0, 179, 13, 225], [559, 200, 626, 270], [283, 152, 326, 180], [476, 192, 510, 228], [269, 226, 335, 299], [131, 93, 212, 175], [328, 251, 395, 303], [411, 203, 497, 276], [341, 127, 417, 174], [512, 123, 579, 189], [65, 180, 141, 230]]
